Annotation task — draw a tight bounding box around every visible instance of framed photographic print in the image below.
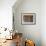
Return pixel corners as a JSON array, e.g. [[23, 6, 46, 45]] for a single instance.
[[21, 13, 36, 25]]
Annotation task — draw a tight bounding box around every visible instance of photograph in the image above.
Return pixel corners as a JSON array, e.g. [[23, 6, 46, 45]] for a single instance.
[[21, 13, 36, 25]]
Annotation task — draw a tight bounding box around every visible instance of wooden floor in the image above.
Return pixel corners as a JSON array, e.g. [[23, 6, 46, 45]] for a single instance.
[[0, 39, 16, 46]]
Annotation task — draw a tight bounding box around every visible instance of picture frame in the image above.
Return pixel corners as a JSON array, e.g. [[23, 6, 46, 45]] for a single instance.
[[21, 13, 36, 25]]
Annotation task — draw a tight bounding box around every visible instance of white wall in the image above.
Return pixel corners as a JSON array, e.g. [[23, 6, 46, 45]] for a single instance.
[[13, 0, 41, 46], [0, 0, 16, 29], [41, 0, 46, 46]]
